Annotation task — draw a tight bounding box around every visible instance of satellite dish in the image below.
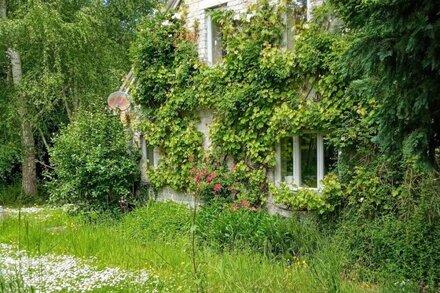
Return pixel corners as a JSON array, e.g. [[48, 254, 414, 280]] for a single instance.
[[108, 91, 130, 111]]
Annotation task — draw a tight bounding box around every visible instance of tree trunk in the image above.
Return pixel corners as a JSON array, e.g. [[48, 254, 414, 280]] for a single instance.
[[9, 50, 38, 196], [2, 2, 38, 196]]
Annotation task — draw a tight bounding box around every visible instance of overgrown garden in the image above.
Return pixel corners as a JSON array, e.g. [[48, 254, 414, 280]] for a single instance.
[[1, 0, 439, 291]]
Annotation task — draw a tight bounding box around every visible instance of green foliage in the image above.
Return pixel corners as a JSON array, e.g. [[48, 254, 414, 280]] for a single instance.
[[335, 172, 440, 287], [188, 157, 267, 205], [197, 200, 321, 257], [123, 201, 191, 241], [272, 173, 343, 215], [0, 0, 154, 195], [330, 0, 440, 169], [47, 110, 139, 211], [132, 1, 357, 208], [0, 83, 20, 184]]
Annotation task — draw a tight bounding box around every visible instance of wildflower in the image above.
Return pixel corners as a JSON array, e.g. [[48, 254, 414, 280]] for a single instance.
[[241, 200, 250, 207], [231, 203, 239, 211], [172, 12, 182, 20], [190, 166, 197, 174], [213, 183, 222, 192], [233, 14, 240, 21], [251, 206, 257, 212], [0, 244, 154, 292], [161, 20, 172, 26]]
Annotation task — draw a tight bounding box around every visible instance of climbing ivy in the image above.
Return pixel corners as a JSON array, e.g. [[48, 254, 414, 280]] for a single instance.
[[131, 1, 378, 212]]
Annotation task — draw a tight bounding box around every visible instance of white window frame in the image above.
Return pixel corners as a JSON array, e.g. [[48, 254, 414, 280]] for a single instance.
[[275, 134, 325, 190]]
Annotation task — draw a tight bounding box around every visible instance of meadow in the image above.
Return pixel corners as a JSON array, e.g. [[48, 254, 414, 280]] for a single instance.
[[0, 201, 417, 292]]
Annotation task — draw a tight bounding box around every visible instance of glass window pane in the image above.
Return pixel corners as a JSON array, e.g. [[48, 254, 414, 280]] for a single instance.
[[300, 135, 317, 188], [211, 19, 223, 64], [147, 146, 155, 167], [280, 137, 294, 184], [293, 0, 307, 28], [324, 139, 337, 174]]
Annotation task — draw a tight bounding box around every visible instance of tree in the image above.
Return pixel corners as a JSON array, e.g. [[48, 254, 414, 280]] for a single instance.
[[331, 0, 440, 169], [0, 0, 153, 195], [1, 0, 37, 195]]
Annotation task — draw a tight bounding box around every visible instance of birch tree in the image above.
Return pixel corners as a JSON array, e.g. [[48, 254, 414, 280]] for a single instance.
[[1, 0, 37, 196]]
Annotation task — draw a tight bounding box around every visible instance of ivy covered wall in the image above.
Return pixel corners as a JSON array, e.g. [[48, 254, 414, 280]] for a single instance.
[[129, 0, 381, 214]]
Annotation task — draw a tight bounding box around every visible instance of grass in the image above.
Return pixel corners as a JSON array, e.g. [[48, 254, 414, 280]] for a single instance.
[[0, 202, 416, 292]]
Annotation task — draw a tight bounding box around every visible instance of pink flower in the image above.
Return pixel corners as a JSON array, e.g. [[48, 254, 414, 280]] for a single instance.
[[195, 172, 203, 182], [190, 167, 197, 174], [251, 206, 257, 212], [206, 172, 217, 183], [231, 203, 239, 211], [241, 200, 250, 207], [213, 183, 222, 192]]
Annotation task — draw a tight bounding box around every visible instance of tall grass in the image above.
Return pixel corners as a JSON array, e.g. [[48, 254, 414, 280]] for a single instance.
[[0, 202, 414, 292]]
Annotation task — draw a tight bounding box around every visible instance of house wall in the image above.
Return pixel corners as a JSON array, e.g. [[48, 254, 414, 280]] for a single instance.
[[154, 0, 324, 214]]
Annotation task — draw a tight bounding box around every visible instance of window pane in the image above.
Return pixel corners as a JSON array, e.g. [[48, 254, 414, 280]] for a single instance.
[[147, 146, 155, 167], [324, 139, 337, 174], [280, 137, 294, 184], [211, 19, 223, 64], [293, 0, 307, 28], [300, 135, 317, 188]]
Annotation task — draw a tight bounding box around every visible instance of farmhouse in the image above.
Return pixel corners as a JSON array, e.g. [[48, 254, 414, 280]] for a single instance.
[[115, 0, 340, 214]]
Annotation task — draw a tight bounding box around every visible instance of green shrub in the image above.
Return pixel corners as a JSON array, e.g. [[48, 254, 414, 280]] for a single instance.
[[334, 172, 440, 288], [122, 201, 191, 242], [47, 110, 139, 212], [197, 200, 321, 257]]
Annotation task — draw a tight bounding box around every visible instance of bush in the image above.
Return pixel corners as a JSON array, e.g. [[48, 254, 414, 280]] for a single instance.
[[197, 200, 321, 257], [334, 172, 440, 288], [47, 110, 139, 212]]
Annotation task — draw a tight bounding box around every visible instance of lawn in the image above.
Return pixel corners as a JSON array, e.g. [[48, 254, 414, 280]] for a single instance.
[[0, 203, 405, 292]]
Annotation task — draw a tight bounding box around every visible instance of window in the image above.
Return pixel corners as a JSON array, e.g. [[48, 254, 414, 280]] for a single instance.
[[207, 10, 223, 65], [141, 139, 157, 169], [282, 0, 307, 50], [276, 134, 336, 189], [282, 0, 319, 50]]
